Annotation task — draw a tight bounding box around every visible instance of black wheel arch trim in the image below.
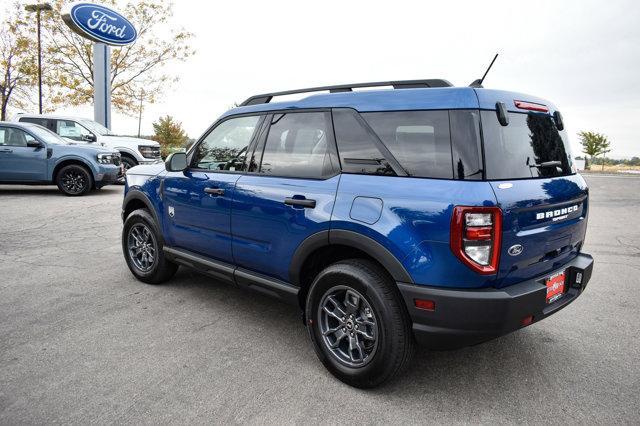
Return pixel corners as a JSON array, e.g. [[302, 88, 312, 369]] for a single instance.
[[122, 189, 161, 228], [289, 229, 414, 286]]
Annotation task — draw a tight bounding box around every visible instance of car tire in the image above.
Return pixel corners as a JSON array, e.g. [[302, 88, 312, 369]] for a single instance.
[[118, 156, 137, 184], [56, 164, 93, 196], [305, 259, 415, 388], [122, 209, 178, 284]]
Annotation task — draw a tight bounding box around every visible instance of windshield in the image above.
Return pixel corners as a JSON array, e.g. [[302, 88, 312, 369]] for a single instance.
[[481, 111, 575, 180], [27, 125, 68, 145], [80, 119, 113, 136]]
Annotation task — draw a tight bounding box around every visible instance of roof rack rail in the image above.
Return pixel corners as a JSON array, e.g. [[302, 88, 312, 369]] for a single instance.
[[239, 79, 453, 106]]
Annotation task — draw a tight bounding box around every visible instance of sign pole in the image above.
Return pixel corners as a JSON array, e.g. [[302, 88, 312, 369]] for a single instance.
[[93, 43, 111, 129]]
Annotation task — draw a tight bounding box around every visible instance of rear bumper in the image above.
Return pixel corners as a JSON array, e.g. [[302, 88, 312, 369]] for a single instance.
[[397, 253, 594, 349]]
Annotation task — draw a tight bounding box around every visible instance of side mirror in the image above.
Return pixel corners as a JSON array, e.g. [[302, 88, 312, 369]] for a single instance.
[[26, 140, 44, 149], [165, 152, 187, 172], [82, 133, 97, 142]]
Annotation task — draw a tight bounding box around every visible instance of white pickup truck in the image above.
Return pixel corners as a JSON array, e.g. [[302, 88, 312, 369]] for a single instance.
[[14, 114, 161, 182]]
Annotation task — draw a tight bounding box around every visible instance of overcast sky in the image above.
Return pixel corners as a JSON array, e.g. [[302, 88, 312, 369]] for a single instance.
[[55, 0, 640, 158]]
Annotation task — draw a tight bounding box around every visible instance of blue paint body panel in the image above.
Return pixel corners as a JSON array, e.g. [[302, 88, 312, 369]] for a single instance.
[[332, 174, 499, 288], [232, 174, 339, 282], [162, 170, 240, 263]]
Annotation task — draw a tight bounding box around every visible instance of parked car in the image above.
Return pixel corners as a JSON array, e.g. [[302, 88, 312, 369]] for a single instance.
[[120, 80, 594, 388], [14, 114, 161, 181], [0, 121, 122, 195]]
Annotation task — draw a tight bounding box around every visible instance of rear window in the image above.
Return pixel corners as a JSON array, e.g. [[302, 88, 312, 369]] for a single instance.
[[481, 111, 574, 180]]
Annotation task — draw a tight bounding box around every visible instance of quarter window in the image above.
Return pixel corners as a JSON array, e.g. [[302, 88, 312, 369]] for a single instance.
[[191, 116, 260, 171], [332, 109, 396, 176], [362, 111, 453, 179], [259, 112, 335, 178]]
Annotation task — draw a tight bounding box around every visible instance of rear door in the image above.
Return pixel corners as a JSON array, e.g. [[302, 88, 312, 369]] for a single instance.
[[480, 109, 588, 287], [232, 111, 340, 282]]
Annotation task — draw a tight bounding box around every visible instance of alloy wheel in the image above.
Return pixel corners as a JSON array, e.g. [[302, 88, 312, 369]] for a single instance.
[[318, 286, 379, 367], [127, 223, 157, 272], [60, 169, 88, 194]]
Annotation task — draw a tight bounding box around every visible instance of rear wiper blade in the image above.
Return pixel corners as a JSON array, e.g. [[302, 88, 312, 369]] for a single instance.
[[529, 160, 561, 168]]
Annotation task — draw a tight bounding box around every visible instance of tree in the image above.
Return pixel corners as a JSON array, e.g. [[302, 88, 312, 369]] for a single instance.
[[152, 115, 188, 157], [0, 2, 38, 120], [577, 131, 611, 170], [41, 0, 194, 115]]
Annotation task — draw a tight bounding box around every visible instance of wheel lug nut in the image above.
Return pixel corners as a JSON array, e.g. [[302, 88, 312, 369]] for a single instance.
[[355, 325, 359, 329]]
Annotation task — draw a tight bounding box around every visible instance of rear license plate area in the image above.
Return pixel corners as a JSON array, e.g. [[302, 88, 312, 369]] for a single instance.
[[546, 270, 566, 304]]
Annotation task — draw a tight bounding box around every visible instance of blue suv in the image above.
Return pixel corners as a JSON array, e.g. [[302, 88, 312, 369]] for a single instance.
[[121, 80, 594, 387], [0, 121, 122, 195]]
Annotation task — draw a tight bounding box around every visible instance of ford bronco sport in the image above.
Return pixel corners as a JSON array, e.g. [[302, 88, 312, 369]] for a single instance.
[[121, 80, 593, 388]]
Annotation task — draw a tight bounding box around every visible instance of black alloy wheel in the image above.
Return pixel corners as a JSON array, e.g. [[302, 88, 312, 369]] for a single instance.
[[56, 164, 92, 196]]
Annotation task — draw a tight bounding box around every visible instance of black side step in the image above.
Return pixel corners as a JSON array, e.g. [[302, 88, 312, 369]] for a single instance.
[[163, 246, 299, 305]]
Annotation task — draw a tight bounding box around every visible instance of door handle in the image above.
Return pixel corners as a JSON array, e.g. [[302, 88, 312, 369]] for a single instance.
[[284, 197, 316, 208], [0, 148, 12, 153], [204, 187, 225, 196]]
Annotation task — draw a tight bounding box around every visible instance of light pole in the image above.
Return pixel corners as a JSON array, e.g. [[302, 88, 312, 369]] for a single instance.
[[25, 3, 52, 114], [137, 88, 144, 137]]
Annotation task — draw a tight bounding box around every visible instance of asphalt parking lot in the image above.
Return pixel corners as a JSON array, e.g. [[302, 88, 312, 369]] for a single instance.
[[1, 174, 639, 424]]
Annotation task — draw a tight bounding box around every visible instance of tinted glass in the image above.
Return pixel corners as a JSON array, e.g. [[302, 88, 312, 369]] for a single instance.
[[332, 109, 396, 176], [450, 110, 483, 180], [192, 116, 260, 171], [260, 112, 334, 178], [0, 127, 35, 147], [363, 111, 453, 178], [19, 117, 53, 130], [481, 111, 574, 179]]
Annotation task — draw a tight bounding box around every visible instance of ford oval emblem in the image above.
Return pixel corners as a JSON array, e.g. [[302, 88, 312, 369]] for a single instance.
[[62, 3, 137, 46], [508, 244, 524, 256]]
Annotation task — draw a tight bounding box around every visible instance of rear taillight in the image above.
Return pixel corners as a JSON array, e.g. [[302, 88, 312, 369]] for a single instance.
[[450, 206, 502, 274]]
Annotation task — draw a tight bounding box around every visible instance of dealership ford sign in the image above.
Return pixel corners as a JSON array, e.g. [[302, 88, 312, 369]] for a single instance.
[[62, 3, 137, 46]]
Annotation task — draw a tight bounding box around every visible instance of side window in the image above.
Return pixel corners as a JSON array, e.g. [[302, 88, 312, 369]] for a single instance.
[[362, 111, 453, 179], [332, 109, 396, 176], [0, 127, 34, 147], [259, 112, 335, 179], [19, 117, 51, 130], [56, 120, 92, 141], [191, 115, 260, 171], [450, 110, 483, 180]]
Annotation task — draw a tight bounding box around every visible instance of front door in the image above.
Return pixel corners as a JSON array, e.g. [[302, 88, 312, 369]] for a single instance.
[[232, 111, 341, 282], [162, 115, 263, 264], [0, 126, 47, 181]]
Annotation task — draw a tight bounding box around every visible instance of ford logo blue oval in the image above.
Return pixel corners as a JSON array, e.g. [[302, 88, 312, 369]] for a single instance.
[[508, 244, 524, 256], [62, 3, 137, 46]]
